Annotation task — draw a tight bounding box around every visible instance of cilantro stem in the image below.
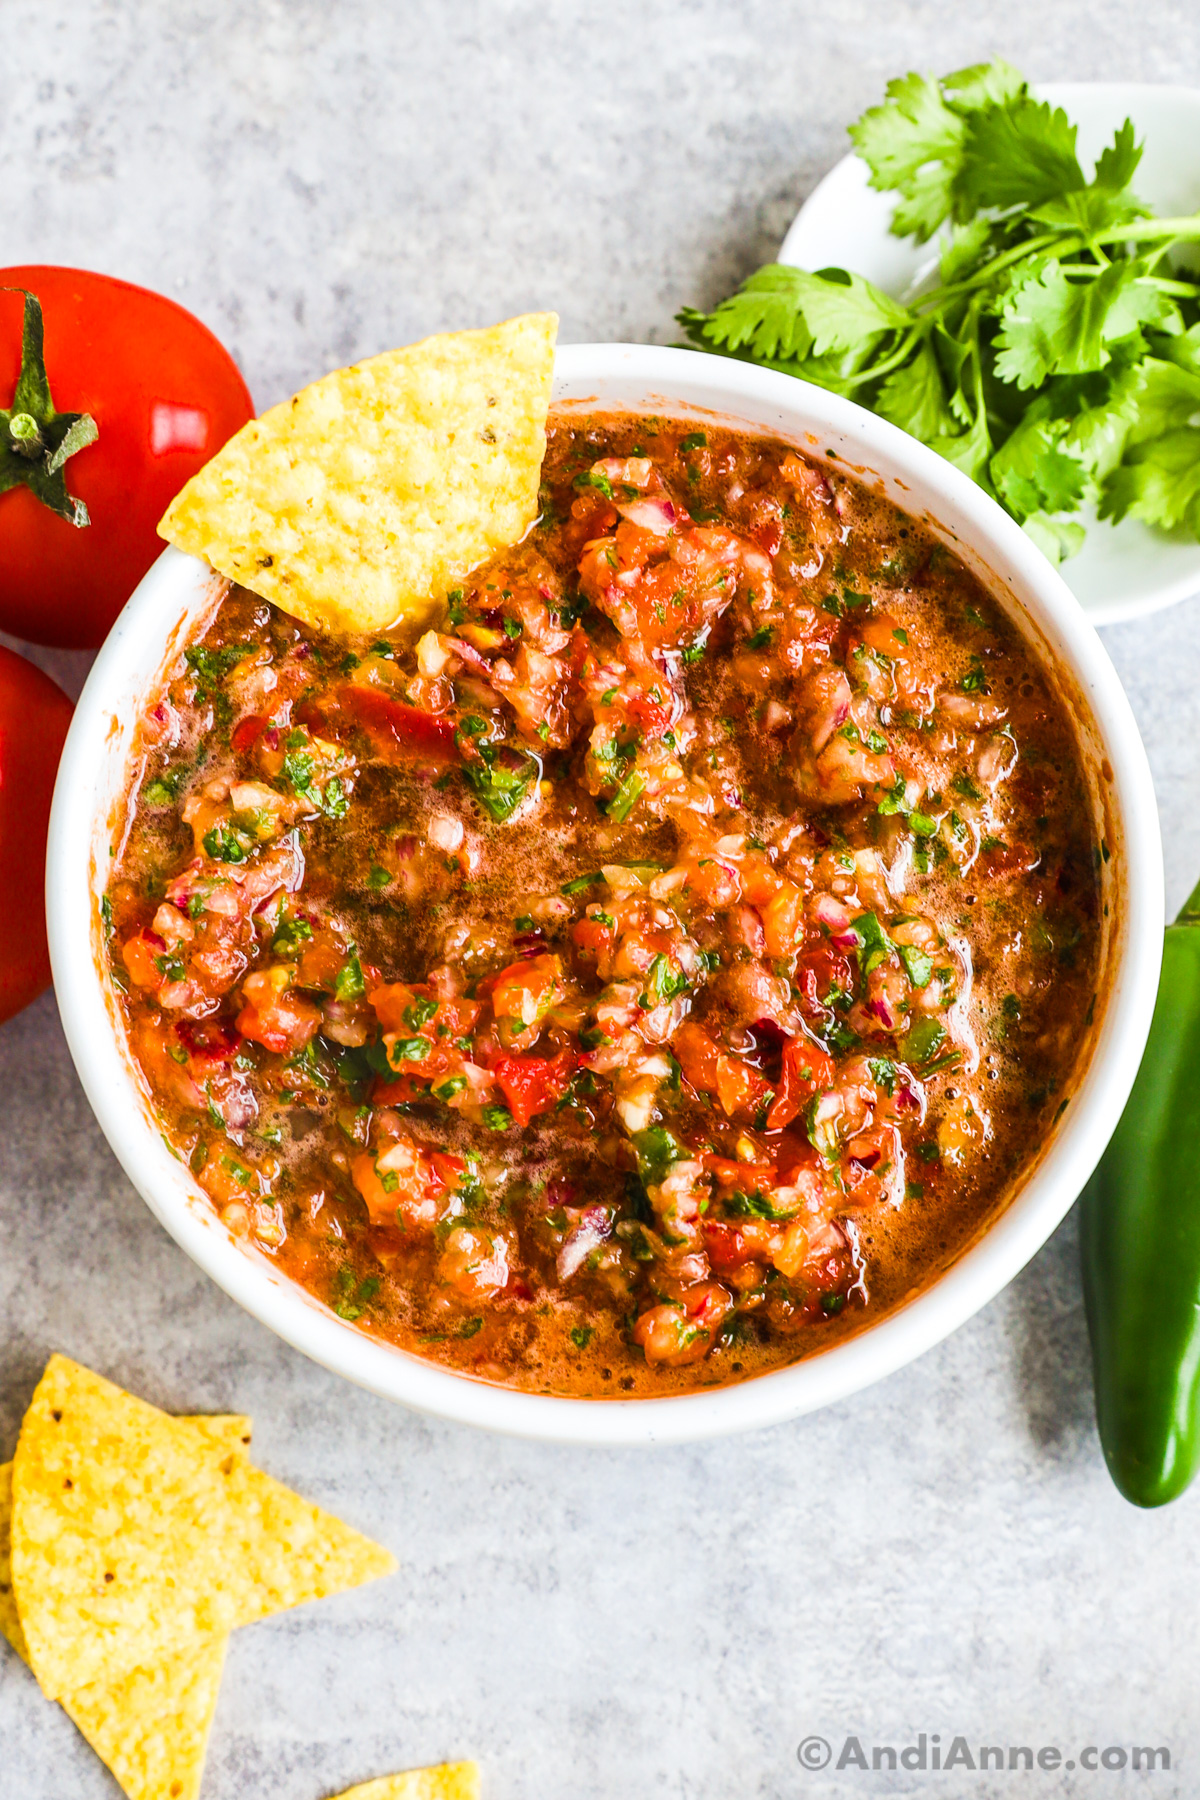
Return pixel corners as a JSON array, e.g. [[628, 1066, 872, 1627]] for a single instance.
[[909, 224, 1200, 320], [1096, 215, 1200, 244], [1146, 276, 1200, 298], [913, 232, 1070, 315], [839, 325, 925, 389]]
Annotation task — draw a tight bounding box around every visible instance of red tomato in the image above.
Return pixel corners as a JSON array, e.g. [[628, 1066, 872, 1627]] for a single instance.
[[338, 684, 459, 763], [491, 1049, 576, 1127], [0, 648, 72, 1022], [672, 1019, 773, 1121], [765, 1036, 836, 1131], [0, 268, 254, 648]]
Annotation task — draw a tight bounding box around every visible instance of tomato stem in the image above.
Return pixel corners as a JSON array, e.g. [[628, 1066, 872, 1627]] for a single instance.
[[1, 287, 98, 527], [8, 411, 43, 458]]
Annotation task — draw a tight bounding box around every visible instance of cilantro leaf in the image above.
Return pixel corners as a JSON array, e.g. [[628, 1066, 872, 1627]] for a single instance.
[[335, 948, 365, 1002], [1029, 186, 1147, 235], [928, 405, 992, 485], [1094, 117, 1143, 195], [1122, 358, 1200, 446], [954, 96, 1084, 215], [939, 59, 1026, 111], [1022, 512, 1087, 563], [849, 71, 966, 243], [1165, 324, 1200, 378], [679, 265, 817, 362], [990, 413, 1088, 521], [789, 269, 910, 354], [993, 261, 1152, 390], [680, 60, 1200, 565], [875, 341, 956, 439], [1059, 364, 1144, 481], [687, 264, 907, 364], [938, 216, 994, 285], [1101, 429, 1200, 532]]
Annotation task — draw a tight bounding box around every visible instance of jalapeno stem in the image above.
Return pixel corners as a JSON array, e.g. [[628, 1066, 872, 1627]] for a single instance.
[[1177, 876, 1200, 925]]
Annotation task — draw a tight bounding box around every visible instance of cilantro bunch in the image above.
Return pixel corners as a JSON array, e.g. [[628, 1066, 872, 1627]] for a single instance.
[[678, 61, 1200, 561]]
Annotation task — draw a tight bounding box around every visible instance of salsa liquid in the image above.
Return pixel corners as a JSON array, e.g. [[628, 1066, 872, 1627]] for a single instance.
[[106, 412, 1103, 1395]]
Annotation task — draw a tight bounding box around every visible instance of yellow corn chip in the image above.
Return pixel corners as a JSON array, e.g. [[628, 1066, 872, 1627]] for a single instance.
[[62, 1639, 228, 1800], [181, 1412, 255, 1457], [12, 1357, 395, 1701], [2, 1415, 250, 1800], [159, 313, 558, 636], [330, 1762, 481, 1800], [0, 1458, 28, 1661], [0, 1414, 250, 1666]]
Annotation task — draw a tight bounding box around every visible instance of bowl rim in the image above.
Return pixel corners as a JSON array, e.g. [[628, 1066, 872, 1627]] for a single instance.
[[46, 340, 1164, 1445]]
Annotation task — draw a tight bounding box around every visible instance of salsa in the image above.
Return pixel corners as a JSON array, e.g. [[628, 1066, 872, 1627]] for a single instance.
[[105, 411, 1103, 1396]]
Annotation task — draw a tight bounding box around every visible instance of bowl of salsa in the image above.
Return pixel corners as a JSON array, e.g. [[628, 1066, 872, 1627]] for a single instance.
[[47, 342, 1163, 1443]]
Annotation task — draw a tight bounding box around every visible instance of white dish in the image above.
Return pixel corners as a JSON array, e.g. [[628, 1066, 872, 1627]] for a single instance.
[[779, 83, 1200, 625], [46, 342, 1163, 1444]]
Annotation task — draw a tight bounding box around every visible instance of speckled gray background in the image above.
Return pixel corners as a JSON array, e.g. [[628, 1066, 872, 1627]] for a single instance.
[[3, 4, 1200, 1797]]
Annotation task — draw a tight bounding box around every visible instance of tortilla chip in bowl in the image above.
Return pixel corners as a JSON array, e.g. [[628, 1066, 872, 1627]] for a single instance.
[[159, 312, 557, 637]]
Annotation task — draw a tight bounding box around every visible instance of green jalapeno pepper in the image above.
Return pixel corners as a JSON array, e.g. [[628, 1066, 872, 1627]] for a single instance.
[[1081, 876, 1200, 1507]]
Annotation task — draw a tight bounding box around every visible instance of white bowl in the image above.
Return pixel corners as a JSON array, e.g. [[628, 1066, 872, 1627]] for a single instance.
[[46, 343, 1163, 1445], [778, 82, 1200, 626]]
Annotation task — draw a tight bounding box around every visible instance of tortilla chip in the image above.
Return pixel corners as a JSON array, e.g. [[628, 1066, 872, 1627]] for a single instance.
[[62, 1637, 228, 1800], [181, 1412, 255, 1457], [0, 1460, 28, 1661], [0, 1415, 249, 1667], [331, 1763, 481, 1800], [12, 1357, 395, 1701], [2, 1415, 250, 1800], [159, 313, 557, 636]]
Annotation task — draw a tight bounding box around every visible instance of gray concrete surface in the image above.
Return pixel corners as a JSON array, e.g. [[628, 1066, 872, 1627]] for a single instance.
[[3, 4, 1200, 1796]]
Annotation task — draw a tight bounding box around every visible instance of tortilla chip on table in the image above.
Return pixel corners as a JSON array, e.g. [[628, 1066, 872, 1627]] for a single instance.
[[10, 1353, 395, 1700], [330, 1762, 482, 1800], [1, 1412, 249, 1800]]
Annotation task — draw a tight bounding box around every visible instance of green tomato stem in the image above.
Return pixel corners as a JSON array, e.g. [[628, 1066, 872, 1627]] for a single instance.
[[8, 411, 43, 458]]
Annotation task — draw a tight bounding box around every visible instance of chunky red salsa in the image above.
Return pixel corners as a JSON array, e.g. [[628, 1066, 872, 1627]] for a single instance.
[[105, 411, 1102, 1395]]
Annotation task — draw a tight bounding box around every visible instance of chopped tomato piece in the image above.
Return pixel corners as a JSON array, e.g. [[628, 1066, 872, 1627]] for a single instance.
[[174, 1017, 241, 1065], [231, 712, 270, 754], [122, 929, 166, 991], [766, 1036, 836, 1131], [794, 947, 853, 1020], [739, 857, 784, 908], [627, 691, 672, 737], [705, 1221, 770, 1274], [340, 685, 458, 763], [487, 952, 564, 1050], [367, 982, 483, 1091], [431, 1151, 468, 1188], [633, 1283, 733, 1365], [294, 927, 351, 993], [352, 1133, 449, 1229], [759, 880, 805, 959], [236, 967, 321, 1054], [703, 1153, 778, 1189], [571, 916, 614, 962], [980, 839, 1040, 880], [491, 1049, 576, 1127], [370, 1072, 428, 1106], [369, 980, 480, 1039], [673, 1020, 772, 1120]]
